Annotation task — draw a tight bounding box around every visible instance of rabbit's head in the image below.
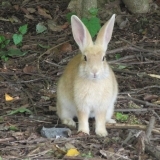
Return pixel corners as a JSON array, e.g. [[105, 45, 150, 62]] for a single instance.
[[71, 14, 115, 80]]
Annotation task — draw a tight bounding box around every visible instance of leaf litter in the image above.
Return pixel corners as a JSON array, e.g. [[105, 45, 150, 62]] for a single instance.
[[0, 0, 160, 159]]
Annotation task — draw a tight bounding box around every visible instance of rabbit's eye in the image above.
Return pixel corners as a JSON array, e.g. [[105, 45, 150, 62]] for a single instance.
[[102, 56, 105, 61], [84, 56, 87, 61]]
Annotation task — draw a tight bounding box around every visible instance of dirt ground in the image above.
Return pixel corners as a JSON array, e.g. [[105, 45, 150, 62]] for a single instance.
[[0, 0, 160, 159]]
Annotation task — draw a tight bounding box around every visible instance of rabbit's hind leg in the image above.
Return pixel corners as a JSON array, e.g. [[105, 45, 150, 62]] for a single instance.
[[56, 102, 77, 128]]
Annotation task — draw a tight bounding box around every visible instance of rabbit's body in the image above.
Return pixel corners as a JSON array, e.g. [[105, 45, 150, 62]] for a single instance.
[[56, 15, 118, 136]]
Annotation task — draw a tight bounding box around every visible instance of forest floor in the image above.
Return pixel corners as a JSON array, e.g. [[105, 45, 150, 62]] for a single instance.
[[0, 0, 160, 159]]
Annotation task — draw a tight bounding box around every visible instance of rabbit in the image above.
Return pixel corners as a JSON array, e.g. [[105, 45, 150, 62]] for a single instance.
[[56, 14, 118, 137]]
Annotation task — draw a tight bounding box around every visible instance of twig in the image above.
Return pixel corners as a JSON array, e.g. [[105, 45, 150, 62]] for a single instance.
[[152, 110, 160, 121], [44, 60, 62, 67], [22, 88, 37, 115], [145, 144, 160, 159], [107, 45, 130, 54], [120, 38, 159, 54], [115, 108, 160, 112], [37, 41, 70, 73], [105, 123, 160, 134], [120, 85, 160, 95], [119, 96, 160, 108], [145, 116, 155, 140]]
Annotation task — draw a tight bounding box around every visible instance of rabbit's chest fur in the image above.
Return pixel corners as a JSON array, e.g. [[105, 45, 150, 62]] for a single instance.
[[73, 77, 114, 112]]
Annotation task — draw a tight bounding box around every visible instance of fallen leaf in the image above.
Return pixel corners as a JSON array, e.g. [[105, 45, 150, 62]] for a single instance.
[[5, 93, 14, 101], [13, 5, 19, 10], [27, 7, 36, 13], [20, 7, 29, 14], [0, 17, 10, 22], [24, 14, 34, 20], [47, 20, 63, 32], [36, 23, 47, 33], [66, 148, 80, 157], [23, 65, 37, 73], [10, 16, 21, 23], [143, 94, 158, 101], [61, 22, 69, 29], [60, 42, 72, 53], [37, 6, 52, 19], [48, 106, 57, 111]]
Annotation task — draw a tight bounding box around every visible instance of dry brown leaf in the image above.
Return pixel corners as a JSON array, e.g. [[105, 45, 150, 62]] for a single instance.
[[27, 7, 36, 13], [143, 94, 158, 101], [13, 5, 19, 10], [10, 16, 21, 23], [20, 7, 29, 14], [60, 42, 72, 53], [37, 6, 52, 19], [61, 22, 69, 29], [23, 65, 37, 73], [47, 20, 62, 32], [24, 14, 34, 20]]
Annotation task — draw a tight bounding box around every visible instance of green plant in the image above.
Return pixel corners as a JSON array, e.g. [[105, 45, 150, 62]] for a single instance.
[[12, 24, 28, 45], [9, 125, 18, 131], [8, 107, 32, 115], [82, 17, 101, 38], [0, 24, 28, 62], [81, 151, 93, 158], [66, 8, 101, 38], [0, 35, 10, 49], [0, 49, 28, 62], [82, 8, 101, 38], [116, 112, 129, 122], [66, 12, 76, 23]]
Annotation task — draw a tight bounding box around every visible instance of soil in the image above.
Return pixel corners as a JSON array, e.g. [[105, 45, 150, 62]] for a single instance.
[[0, 0, 160, 159]]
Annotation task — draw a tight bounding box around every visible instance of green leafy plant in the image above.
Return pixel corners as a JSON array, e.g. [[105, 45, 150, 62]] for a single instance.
[[82, 8, 100, 38], [116, 112, 129, 122], [115, 53, 121, 60], [0, 49, 28, 62], [8, 107, 32, 115], [66, 12, 76, 23], [0, 24, 28, 61], [82, 17, 101, 38], [89, 8, 98, 16], [81, 151, 93, 158], [66, 8, 101, 38], [0, 35, 10, 49], [12, 24, 28, 45], [9, 125, 18, 131]]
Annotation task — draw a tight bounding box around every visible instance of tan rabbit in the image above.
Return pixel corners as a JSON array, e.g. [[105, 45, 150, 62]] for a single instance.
[[56, 14, 118, 137]]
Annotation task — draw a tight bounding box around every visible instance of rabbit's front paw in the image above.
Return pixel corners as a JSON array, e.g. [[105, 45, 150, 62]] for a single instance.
[[95, 128, 108, 137], [62, 118, 76, 128], [106, 119, 116, 124], [78, 128, 89, 135]]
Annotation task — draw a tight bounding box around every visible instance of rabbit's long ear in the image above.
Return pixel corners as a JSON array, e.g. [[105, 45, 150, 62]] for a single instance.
[[71, 15, 93, 53], [95, 14, 115, 52]]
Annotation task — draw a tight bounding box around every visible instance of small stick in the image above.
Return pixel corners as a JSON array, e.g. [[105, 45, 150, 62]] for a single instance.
[[105, 123, 160, 135], [119, 96, 160, 108], [145, 116, 156, 139]]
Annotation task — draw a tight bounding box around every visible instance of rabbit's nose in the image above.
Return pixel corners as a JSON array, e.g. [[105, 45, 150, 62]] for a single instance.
[[92, 70, 99, 78]]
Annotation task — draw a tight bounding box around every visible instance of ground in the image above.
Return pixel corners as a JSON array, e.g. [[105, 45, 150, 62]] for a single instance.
[[0, 0, 160, 160]]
